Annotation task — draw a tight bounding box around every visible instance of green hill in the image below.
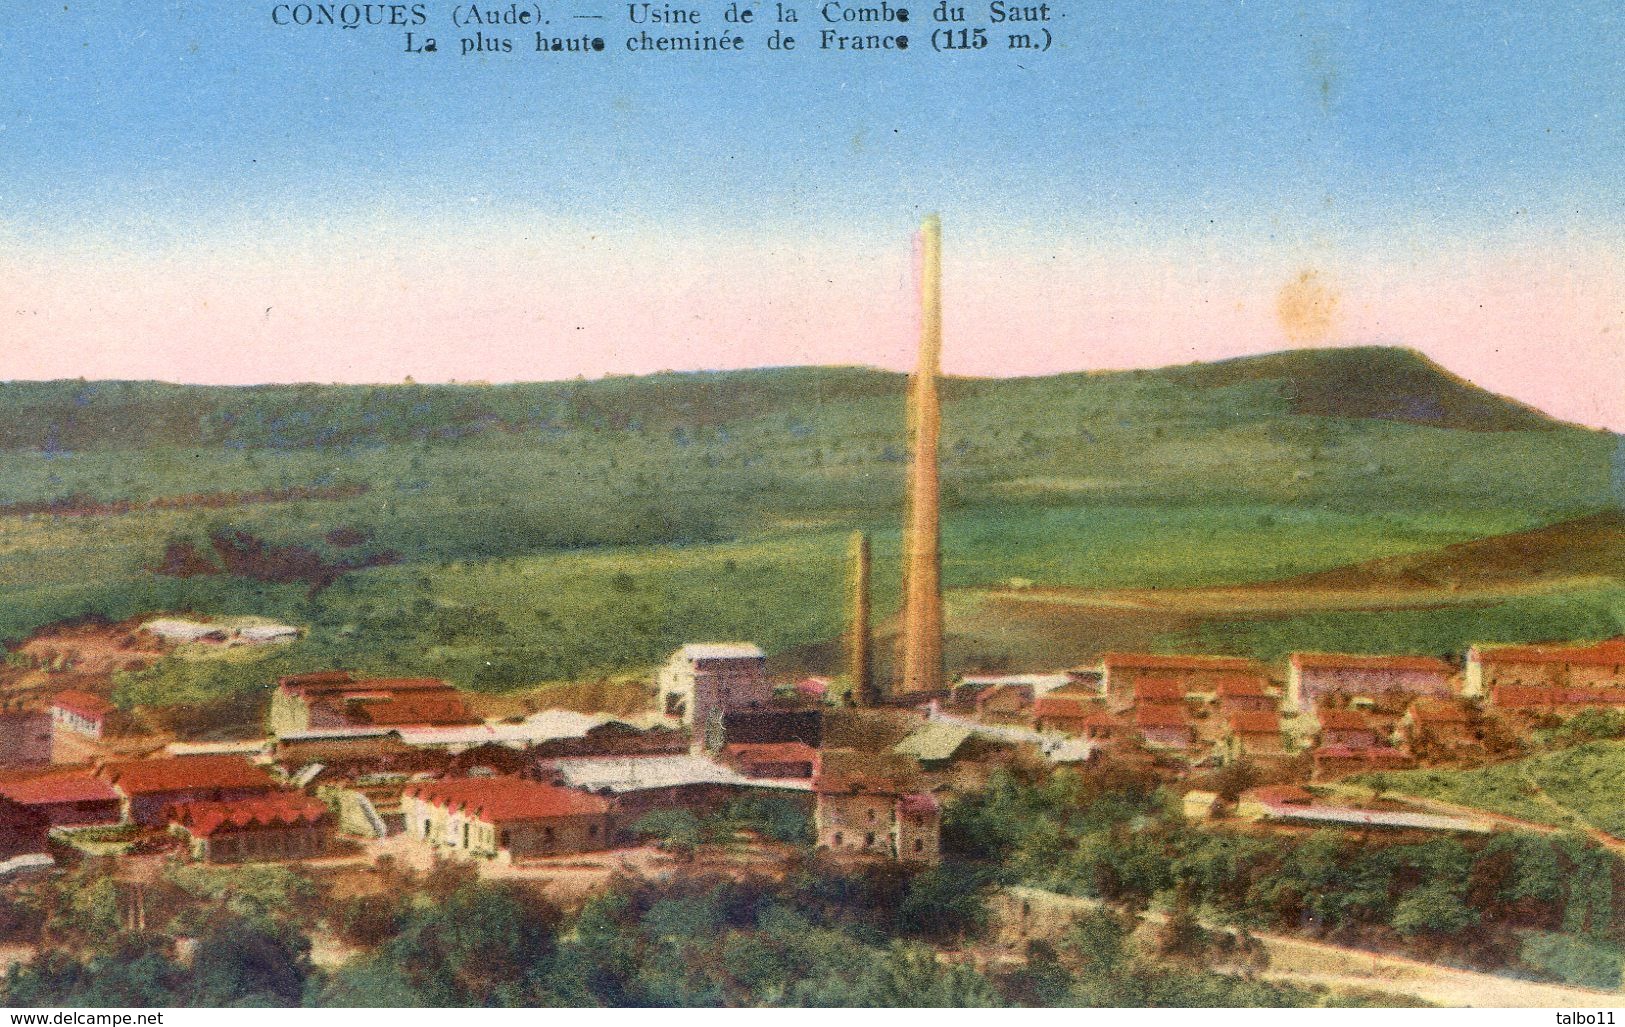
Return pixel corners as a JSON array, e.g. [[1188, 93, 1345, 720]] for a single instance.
[[1161, 346, 1565, 431], [0, 345, 1616, 713], [0, 346, 1583, 453], [1264, 509, 1625, 593], [1356, 741, 1625, 839]]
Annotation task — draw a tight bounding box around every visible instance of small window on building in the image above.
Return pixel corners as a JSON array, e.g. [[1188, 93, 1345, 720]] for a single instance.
[[914, 838, 924, 853], [865, 832, 876, 847], [866, 808, 877, 823], [500, 830, 510, 847], [588, 824, 599, 838], [833, 831, 844, 846]]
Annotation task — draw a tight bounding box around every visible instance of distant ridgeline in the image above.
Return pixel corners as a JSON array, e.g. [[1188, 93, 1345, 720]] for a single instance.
[[0, 346, 1614, 686], [0, 483, 368, 517], [0, 347, 1586, 452]]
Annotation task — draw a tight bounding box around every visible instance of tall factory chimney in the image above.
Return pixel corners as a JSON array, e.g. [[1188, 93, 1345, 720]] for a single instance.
[[897, 214, 945, 696], [847, 530, 877, 706]]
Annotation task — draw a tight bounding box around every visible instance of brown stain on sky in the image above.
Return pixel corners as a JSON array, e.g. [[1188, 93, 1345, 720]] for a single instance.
[[1276, 269, 1341, 344]]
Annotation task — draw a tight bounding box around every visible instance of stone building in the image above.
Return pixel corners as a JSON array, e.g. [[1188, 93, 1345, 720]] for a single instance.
[[1287, 653, 1456, 713], [1212, 674, 1277, 715], [96, 755, 282, 825], [1399, 699, 1475, 747], [655, 643, 771, 728], [50, 690, 114, 739], [1466, 638, 1625, 700], [0, 707, 52, 767], [0, 797, 48, 858], [1032, 696, 1106, 736], [402, 776, 612, 861], [1133, 704, 1195, 750], [1315, 708, 1380, 749], [1311, 743, 1416, 780], [267, 671, 478, 737], [1101, 653, 1265, 704], [974, 682, 1034, 725], [167, 796, 331, 863], [722, 742, 819, 779], [1131, 677, 1188, 707], [1222, 710, 1287, 759], [812, 769, 939, 862], [0, 769, 121, 827], [1490, 685, 1625, 714], [269, 735, 449, 783]]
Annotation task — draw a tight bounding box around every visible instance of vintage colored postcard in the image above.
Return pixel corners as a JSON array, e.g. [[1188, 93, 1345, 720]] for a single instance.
[[1, 0, 1621, 1013]]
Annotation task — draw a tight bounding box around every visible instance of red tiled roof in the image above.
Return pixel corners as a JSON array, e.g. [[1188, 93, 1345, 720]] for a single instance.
[[1490, 685, 1559, 709], [976, 683, 1032, 707], [0, 769, 119, 807], [276, 670, 357, 692], [347, 695, 477, 727], [1316, 709, 1373, 732], [1134, 704, 1189, 728], [1105, 652, 1261, 673], [1033, 697, 1094, 719], [1407, 700, 1470, 724], [404, 776, 608, 824], [1291, 652, 1455, 673], [1562, 689, 1625, 707], [724, 742, 818, 764], [97, 756, 279, 796], [794, 677, 831, 697], [1211, 673, 1271, 697], [1314, 744, 1414, 763], [1471, 638, 1625, 667], [1227, 710, 1281, 735], [51, 690, 114, 719], [278, 672, 458, 698], [1133, 677, 1187, 702], [1492, 686, 1625, 709], [168, 796, 328, 838]]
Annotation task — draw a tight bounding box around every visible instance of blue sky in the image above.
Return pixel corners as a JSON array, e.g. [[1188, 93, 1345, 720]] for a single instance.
[[3, 1, 1619, 247], [1, 2, 1620, 429]]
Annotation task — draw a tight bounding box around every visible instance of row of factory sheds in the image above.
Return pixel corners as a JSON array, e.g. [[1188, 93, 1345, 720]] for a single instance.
[[927, 637, 1625, 782], [0, 747, 932, 868], [0, 648, 937, 867], [2, 636, 1621, 871]]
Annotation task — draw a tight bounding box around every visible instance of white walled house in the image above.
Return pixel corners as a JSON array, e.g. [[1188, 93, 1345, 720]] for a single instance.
[[656, 643, 771, 728]]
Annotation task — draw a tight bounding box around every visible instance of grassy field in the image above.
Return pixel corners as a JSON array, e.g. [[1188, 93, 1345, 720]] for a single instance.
[[1356, 741, 1625, 839], [0, 346, 1617, 714], [1166, 586, 1625, 664]]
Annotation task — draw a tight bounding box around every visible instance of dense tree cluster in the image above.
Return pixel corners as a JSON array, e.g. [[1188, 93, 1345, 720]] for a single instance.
[[1, 854, 1389, 1008], [944, 765, 1624, 977]]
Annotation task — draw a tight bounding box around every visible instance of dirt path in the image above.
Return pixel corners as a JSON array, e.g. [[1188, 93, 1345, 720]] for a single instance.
[[1515, 766, 1619, 844], [1000, 886, 1623, 1007], [1323, 782, 1625, 856], [1256, 929, 1619, 1007]]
